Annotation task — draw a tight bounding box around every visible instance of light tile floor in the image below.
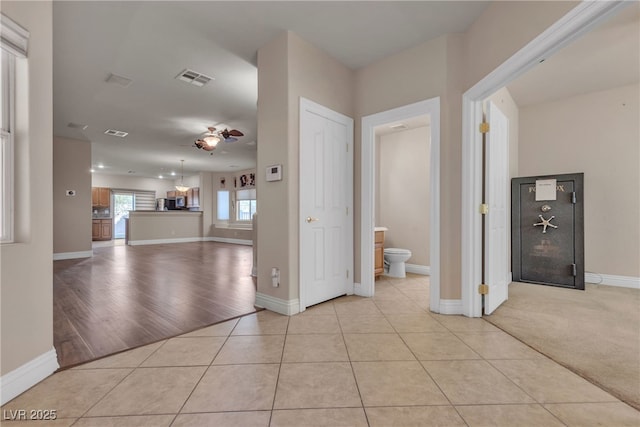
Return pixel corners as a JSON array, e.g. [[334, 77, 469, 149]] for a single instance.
[[3, 274, 640, 426]]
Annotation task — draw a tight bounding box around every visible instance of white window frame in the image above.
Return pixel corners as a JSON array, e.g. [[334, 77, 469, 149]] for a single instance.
[[0, 13, 28, 244], [235, 188, 256, 222], [1, 49, 15, 243]]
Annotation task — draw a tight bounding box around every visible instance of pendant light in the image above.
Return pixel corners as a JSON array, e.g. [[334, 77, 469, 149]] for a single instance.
[[175, 159, 190, 192]]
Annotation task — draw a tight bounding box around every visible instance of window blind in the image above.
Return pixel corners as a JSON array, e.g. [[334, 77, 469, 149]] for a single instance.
[[236, 188, 256, 200], [133, 191, 156, 210]]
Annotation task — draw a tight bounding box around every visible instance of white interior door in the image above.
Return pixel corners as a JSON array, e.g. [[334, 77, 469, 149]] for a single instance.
[[300, 98, 353, 310], [484, 101, 510, 314]]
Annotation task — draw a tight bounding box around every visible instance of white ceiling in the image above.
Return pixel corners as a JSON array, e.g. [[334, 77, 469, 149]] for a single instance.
[[52, 2, 638, 179]]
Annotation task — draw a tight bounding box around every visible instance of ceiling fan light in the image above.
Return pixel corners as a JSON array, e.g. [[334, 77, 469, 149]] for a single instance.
[[203, 135, 220, 147]]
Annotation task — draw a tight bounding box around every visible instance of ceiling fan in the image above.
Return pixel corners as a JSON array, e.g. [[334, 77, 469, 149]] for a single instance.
[[194, 126, 244, 152]]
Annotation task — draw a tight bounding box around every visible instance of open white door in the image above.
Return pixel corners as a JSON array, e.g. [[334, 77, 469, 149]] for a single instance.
[[300, 98, 353, 310], [483, 101, 510, 314]]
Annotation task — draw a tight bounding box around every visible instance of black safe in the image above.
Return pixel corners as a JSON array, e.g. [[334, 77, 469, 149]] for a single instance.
[[511, 173, 585, 290]]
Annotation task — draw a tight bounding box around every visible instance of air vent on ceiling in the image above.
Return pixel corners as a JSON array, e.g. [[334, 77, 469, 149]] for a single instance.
[[176, 69, 213, 87], [105, 73, 133, 87], [67, 122, 88, 130], [104, 129, 128, 138], [389, 123, 408, 130]]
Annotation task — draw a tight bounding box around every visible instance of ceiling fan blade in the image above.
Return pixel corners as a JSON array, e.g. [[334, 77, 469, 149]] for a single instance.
[[228, 129, 243, 137]]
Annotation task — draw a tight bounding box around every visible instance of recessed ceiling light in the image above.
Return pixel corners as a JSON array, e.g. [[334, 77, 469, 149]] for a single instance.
[[175, 69, 214, 87], [158, 175, 163, 179], [67, 122, 88, 130], [389, 123, 408, 130], [104, 129, 128, 138], [90, 168, 95, 173], [229, 165, 239, 169], [105, 72, 133, 88], [246, 141, 256, 146], [170, 171, 176, 176], [98, 164, 104, 169]]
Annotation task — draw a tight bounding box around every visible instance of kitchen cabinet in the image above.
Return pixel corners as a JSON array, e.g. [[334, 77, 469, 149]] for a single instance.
[[167, 190, 187, 198], [92, 219, 112, 241], [187, 187, 200, 208], [375, 230, 385, 278], [92, 187, 111, 207]]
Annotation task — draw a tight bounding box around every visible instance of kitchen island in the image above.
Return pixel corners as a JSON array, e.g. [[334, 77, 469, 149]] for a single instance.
[[126, 210, 203, 245]]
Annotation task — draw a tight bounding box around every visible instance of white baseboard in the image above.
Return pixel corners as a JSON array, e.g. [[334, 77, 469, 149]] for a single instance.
[[53, 250, 93, 261], [1, 348, 59, 405], [255, 293, 300, 316], [127, 237, 203, 246], [585, 272, 639, 290], [438, 299, 464, 315], [205, 237, 253, 246], [405, 264, 430, 276]]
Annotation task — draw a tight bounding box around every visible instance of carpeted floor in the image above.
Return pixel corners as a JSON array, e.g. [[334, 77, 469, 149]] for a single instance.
[[485, 282, 640, 411]]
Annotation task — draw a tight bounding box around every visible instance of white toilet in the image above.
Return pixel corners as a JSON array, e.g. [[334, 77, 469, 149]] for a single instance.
[[383, 248, 412, 278]]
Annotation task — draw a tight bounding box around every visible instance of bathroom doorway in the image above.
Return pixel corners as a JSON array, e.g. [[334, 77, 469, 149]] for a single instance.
[[374, 115, 431, 275], [360, 97, 441, 312]]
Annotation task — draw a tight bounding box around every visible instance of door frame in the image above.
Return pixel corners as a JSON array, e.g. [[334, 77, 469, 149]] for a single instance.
[[299, 97, 354, 312], [461, 1, 630, 317], [360, 97, 441, 312]]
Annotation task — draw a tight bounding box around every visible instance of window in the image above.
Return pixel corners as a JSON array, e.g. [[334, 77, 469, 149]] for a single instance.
[[0, 13, 28, 243], [0, 50, 13, 242], [236, 188, 256, 221], [217, 190, 230, 221]]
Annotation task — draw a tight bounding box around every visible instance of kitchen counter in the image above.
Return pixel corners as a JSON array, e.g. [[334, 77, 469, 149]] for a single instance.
[[127, 211, 203, 245]]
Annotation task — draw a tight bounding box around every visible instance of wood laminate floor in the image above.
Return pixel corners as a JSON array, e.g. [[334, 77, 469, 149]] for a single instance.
[[53, 241, 259, 369]]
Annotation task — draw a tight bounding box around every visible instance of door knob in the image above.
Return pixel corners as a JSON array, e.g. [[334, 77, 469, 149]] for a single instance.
[[305, 216, 319, 223]]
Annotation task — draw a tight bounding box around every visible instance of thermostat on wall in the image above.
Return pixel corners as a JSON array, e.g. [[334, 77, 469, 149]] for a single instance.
[[266, 164, 282, 182]]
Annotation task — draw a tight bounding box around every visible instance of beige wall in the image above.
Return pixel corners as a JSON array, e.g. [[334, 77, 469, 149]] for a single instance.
[[254, 1, 577, 305], [257, 32, 354, 304], [0, 1, 54, 375], [518, 83, 639, 277], [377, 126, 431, 266], [355, 34, 465, 298], [53, 137, 92, 255], [257, 32, 291, 303]]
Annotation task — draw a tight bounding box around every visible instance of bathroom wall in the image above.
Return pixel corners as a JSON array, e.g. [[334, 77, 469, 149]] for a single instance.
[[376, 126, 431, 267]]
